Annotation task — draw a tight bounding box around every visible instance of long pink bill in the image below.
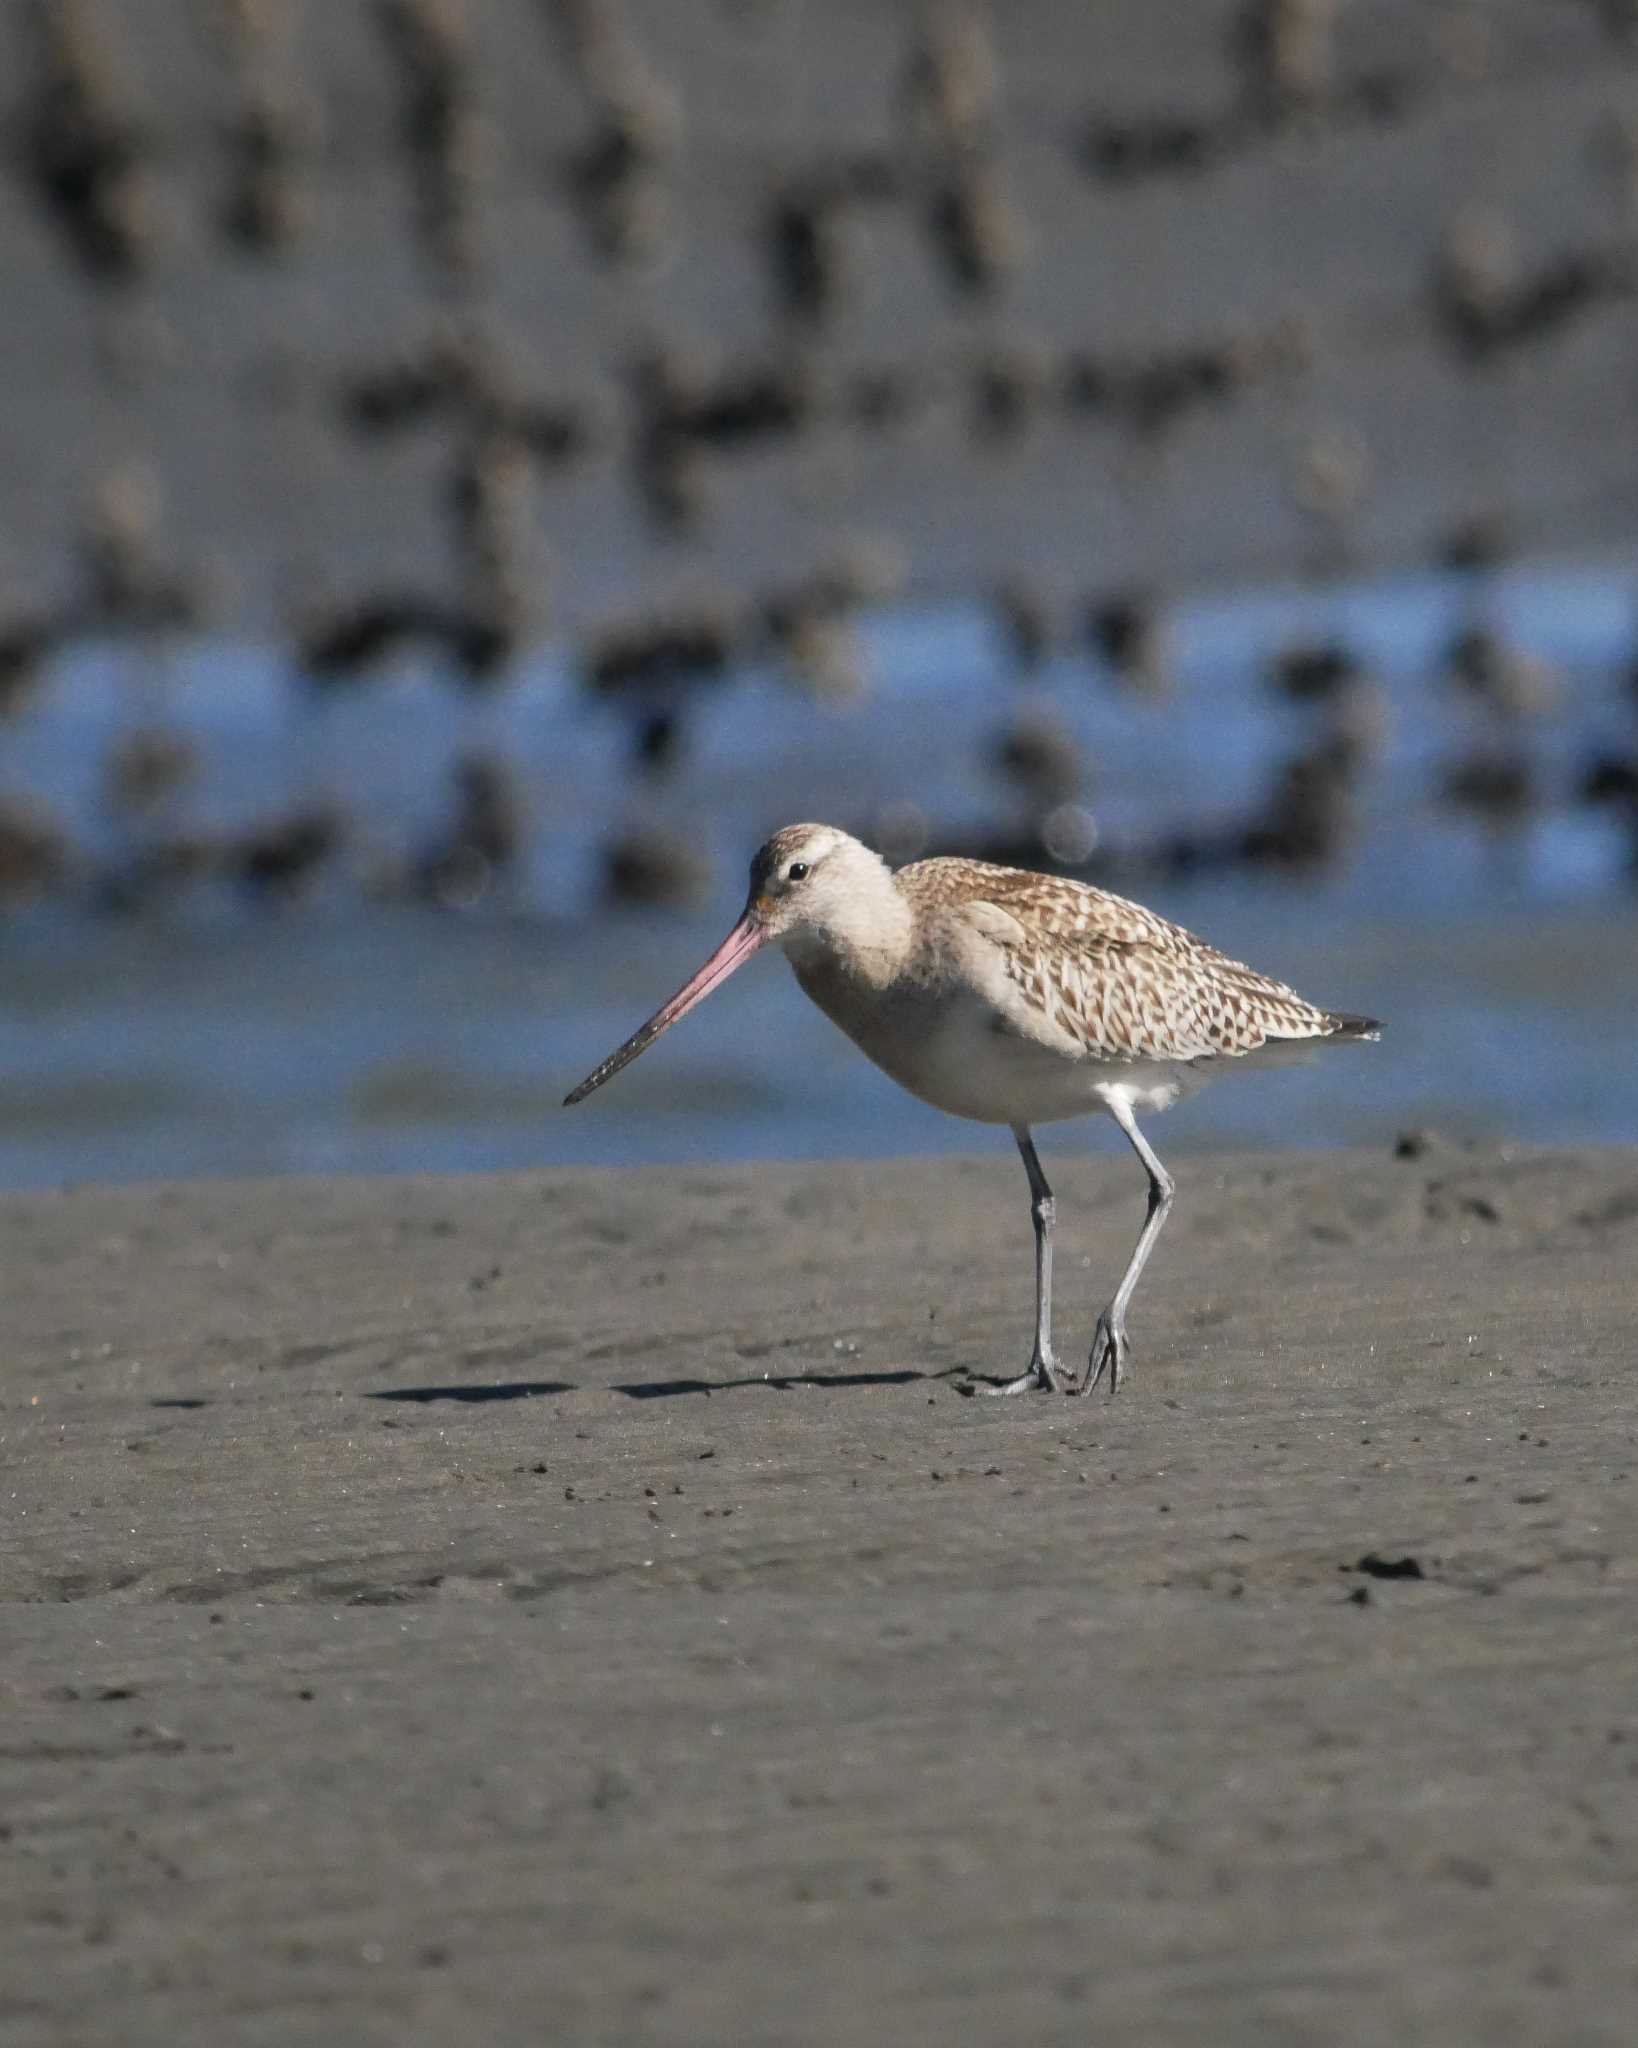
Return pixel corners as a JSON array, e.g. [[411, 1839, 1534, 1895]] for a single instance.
[[563, 911, 769, 1106]]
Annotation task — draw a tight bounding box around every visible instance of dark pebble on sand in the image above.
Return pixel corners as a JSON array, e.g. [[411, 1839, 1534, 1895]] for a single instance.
[[1353, 1553, 1426, 1580]]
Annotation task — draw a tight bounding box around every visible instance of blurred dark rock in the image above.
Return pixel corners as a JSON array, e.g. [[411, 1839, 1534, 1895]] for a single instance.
[[210, 2, 311, 258], [232, 805, 345, 900], [1240, 734, 1361, 871], [296, 579, 524, 692], [923, 159, 1023, 300], [416, 751, 525, 908], [900, 7, 998, 156], [763, 154, 897, 328], [340, 327, 597, 467], [759, 540, 904, 698], [1269, 639, 1361, 704], [0, 796, 71, 911], [626, 346, 813, 530], [1581, 752, 1638, 874], [992, 702, 1085, 809], [993, 575, 1055, 672], [374, 0, 487, 283], [77, 466, 205, 636], [1440, 746, 1535, 835], [219, 79, 309, 256], [766, 183, 843, 327], [1437, 512, 1514, 576], [555, 6, 680, 265], [1443, 626, 1561, 720], [584, 596, 743, 698], [297, 591, 440, 687], [1079, 111, 1221, 186], [1230, 0, 1337, 124], [22, 0, 157, 285], [604, 825, 713, 908], [842, 367, 927, 434], [1583, 754, 1638, 806], [0, 609, 72, 720], [94, 833, 222, 916], [1086, 590, 1170, 696], [633, 709, 681, 777], [104, 726, 198, 815], [969, 342, 1052, 443], [1433, 215, 1624, 365]]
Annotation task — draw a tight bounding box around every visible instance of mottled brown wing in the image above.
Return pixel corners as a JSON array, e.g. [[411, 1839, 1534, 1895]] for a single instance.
[[925, 864, 1340, 1063]]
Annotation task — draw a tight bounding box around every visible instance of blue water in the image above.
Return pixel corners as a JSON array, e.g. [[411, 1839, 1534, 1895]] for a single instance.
[[1, 560, 1635, 1188]]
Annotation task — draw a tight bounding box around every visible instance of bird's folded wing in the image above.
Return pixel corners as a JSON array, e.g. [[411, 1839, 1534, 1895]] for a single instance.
[[958, 895, 1327, 1062]]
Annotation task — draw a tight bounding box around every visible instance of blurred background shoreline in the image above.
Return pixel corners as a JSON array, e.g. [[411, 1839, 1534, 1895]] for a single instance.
[[4, 0, 1638, 1186]]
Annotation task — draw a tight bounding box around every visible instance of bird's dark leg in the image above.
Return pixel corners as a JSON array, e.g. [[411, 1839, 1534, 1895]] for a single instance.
[[1084, 1097, 1174, 1396], [990, 1125, 1072, 1395]]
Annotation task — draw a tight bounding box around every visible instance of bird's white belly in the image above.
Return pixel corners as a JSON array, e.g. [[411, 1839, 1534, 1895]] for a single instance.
[[845, 984, 1199, 1127]]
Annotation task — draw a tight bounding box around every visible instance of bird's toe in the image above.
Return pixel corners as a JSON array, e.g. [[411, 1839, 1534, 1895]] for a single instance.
[[986, 1354, 1063, 1396], [1085, 1314, 1129, 1396]]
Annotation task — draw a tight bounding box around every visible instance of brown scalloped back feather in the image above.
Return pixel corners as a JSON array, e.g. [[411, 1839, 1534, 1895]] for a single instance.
[[898, 857, 1380, 1065]]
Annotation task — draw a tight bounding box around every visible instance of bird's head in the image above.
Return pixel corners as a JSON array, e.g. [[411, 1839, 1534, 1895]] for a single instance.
[[562, 823, 899, 1106], [742, 822, 894, 952]]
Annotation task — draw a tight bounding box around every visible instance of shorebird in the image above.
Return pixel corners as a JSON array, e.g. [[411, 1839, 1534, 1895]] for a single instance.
[[565, 825, 1379, 1395]]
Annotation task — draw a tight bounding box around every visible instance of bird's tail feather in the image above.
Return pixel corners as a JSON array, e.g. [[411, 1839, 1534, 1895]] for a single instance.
[[1324, 1013, 1382, 1041]]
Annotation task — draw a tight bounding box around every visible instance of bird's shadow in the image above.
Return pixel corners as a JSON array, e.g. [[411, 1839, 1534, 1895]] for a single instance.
[[613, 1365, 969, 1400], [367, 1380, 576, 1404], [365, 1367, 971, 1405]]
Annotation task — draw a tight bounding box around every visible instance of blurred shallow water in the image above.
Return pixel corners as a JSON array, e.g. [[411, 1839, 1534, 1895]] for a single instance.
[[2, 559, 1636, 1188]]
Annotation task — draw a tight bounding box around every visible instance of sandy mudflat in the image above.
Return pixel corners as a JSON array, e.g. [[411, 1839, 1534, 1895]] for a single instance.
[[4, 1146, 1638, 2044]]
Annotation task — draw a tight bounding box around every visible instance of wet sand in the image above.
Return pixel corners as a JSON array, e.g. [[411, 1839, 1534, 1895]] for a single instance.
[[5, 1145, 1638, 2044]]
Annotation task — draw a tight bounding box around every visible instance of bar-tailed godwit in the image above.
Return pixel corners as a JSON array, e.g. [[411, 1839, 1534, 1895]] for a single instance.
[[565, 825, 1379, 1396]]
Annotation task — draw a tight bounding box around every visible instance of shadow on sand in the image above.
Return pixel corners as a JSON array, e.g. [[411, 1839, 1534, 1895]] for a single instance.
[[367, 1381, 577, 1404], [366, 1367, 973, 1404]]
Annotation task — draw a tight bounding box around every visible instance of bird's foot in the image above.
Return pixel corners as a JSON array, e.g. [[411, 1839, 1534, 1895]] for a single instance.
[[986, 1348, 1071, 1397], [1084, 1311, 1129, 1397]]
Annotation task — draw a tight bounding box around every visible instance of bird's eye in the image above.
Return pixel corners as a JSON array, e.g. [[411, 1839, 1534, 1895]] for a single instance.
[[786, 861, 810, 882]]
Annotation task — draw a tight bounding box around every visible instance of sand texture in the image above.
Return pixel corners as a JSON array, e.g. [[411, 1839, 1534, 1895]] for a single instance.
[[5, 1146, 1638, 2043]]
